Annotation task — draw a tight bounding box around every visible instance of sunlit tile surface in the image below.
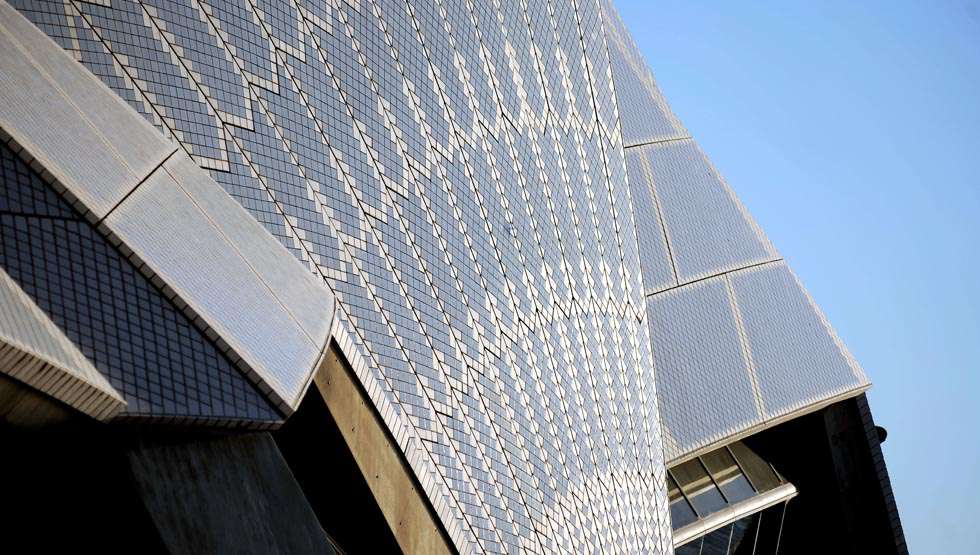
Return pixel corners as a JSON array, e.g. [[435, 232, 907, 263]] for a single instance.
[[7, 0, 674, 551], [5, 0, 874, 551]]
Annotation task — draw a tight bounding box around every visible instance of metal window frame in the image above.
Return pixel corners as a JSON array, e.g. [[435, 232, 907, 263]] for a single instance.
[[673, 484, 797, 548]]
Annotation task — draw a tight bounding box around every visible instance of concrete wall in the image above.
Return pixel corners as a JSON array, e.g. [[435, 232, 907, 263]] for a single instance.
[[128, 433, 337, 554]]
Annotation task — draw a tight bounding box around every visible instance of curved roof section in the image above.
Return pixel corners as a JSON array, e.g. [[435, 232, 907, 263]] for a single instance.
[[0, 2, 335, 417], [599, 0, 870, 462], [4, 0, 677, 551], [0, 139, 282, 424]]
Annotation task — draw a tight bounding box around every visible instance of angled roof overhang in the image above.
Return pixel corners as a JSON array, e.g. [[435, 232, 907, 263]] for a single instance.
[[600, 0, 871, 464], [0, 2, 335, 417], [668, 441, 797, 548]]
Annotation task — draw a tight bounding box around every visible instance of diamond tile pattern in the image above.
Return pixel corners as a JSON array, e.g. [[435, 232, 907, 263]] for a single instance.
[[9, 0, 672, 552], [1, 0, 882, 550]]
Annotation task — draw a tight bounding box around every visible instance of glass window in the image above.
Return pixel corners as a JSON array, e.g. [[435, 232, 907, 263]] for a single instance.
[[754, 502, 787, 554], [701, 524, 733, 555], [672, 459, 728, 516], [701, 448, 755, 504], [676, 537, 702, 555], [729, 513, 760, 555], [729, 442, 781, 493], [668, 474, 698, 529]]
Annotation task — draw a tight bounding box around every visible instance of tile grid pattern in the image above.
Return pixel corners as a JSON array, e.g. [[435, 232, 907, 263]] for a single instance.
[[10, 0, 671, 552], [0, 0, 334, 423], [0, 265, 125, 421], [601, 0, 871, 463], [0, 139, 282, 425]]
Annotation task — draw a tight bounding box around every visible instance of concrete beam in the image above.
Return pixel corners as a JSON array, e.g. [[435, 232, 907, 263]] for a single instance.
[[315, 341, 454, 555], [128, 433, 337, 554]]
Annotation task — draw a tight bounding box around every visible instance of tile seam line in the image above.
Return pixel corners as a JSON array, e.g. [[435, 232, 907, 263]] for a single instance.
[[624, 136, 692, 149], [61, 0, 223, 179], [321, 5, 524, 550], [168, 0, 343, 291], [196, 2, 492, 547], [97, 147, 179, 226], [531, 1, 627, 530], [638, 148, 679, 285], [0, 12, 177, 220], [568, 7, 654, 542], [594, 7, 674, 545], [393, 1, 592, 548], [393, 3, 559, 546], [0, 211, 83, 222], [645, 258, 784, 298], [724, 272, 767, 418], [525, 2, 641, 537], [513, 3, 609, 544], [58, 0, 180, 145], [162, 162, 325, 406], [2, 9, 291, 417], [134, 0, 235, 170], [241, 2, 520, 543]]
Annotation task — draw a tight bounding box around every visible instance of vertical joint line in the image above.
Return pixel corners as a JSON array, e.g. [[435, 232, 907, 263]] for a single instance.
[[640, 151, 679, 286], [724, 272, 766, 419]]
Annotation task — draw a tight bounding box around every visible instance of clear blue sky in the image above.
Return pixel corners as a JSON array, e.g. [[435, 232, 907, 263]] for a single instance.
[[614, 1, 979, 552]]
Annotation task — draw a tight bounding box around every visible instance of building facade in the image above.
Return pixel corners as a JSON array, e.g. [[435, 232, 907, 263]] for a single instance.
[[0, 0, 904, 553]]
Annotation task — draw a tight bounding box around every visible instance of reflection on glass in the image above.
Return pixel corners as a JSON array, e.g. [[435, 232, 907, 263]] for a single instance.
[[729, 513, 760, 555], [729, 442, 781, 492], [676, 537, 702, 555], [702, 448, 755, 504], [754, 502, 787, 554], [669, 474, 698, 529], [701, 523, 733, 555], [672, 459, 728, 516], [669, 444, 794, 554]]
